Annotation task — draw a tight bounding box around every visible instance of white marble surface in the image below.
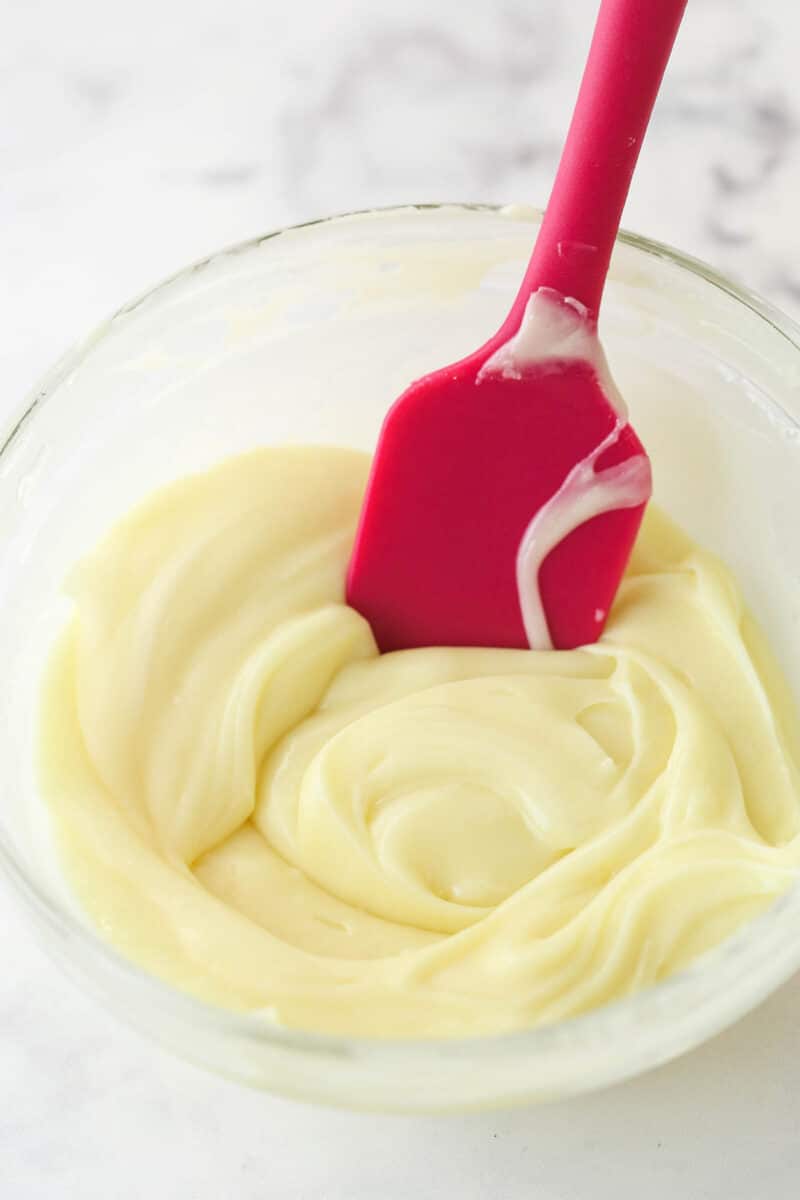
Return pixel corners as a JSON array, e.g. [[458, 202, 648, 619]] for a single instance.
[[2, 0, 800, 1195]]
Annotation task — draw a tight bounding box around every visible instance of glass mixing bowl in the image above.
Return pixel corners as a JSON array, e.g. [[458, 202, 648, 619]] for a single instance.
[[2, 205, 800, 1112]]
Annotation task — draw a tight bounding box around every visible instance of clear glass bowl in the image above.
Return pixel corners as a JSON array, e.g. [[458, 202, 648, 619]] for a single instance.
[[3, 204, 800, 1113]]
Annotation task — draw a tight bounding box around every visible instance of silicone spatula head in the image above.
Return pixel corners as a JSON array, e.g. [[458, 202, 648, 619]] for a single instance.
[[347, 0, 686, 652]]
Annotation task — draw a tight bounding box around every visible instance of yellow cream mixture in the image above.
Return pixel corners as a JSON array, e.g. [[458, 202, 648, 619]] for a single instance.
[[39, 446, 800, 1036]]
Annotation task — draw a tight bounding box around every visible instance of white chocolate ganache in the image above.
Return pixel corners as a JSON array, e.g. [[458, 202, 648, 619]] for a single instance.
[[39, 441, 800, 1037]]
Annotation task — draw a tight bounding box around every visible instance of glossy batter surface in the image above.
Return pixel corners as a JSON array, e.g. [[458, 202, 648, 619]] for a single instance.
[[39, 446, 800, 1036]]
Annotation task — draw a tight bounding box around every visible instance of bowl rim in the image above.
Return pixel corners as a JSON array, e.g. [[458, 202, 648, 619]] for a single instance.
[[3, 200, 800, 1072]]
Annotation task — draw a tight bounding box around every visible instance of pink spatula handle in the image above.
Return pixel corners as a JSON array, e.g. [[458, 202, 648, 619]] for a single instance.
[[502, 0, 687, 337]]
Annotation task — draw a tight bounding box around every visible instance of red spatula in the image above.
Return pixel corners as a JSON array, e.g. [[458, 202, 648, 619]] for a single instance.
[[347, 0, 687, 652]]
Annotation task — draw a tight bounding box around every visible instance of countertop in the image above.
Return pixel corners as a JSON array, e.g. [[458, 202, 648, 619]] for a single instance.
[[2, 1, 800, 1195]]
